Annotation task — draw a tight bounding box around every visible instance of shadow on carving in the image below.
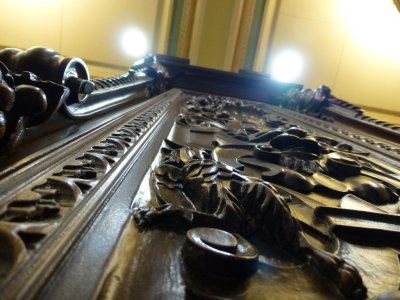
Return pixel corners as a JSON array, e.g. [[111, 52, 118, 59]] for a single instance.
[[132, 94, 400, 299]]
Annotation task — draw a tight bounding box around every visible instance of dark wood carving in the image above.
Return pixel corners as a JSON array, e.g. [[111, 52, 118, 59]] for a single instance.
[[279, 85, 333, 119], [0, 61, 69, 151], [0, 89, 178, 298], [157, 55, 399, 142], [0, 47, 166, 152], [0, 50, 399, 300], [266, 103, 400, 160], [134, 144, 367, 298], [278, 84, 400, 144], [127, 94, 399, 299]]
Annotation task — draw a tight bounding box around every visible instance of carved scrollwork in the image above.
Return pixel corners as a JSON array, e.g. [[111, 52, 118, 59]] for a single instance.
[[0, 47, 92, 102]]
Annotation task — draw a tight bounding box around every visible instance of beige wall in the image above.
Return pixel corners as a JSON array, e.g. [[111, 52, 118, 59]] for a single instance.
[[189, 0, 242, 71], [0, 0, 161, 77], [0, 0, 399, 122], [266, 0, 400, 117]]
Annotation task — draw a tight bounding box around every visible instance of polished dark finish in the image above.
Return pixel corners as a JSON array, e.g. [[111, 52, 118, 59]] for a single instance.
[[134, 142, 366, 298], [0, 47, 155, 108], [0, 49, 399, 300], [0, 89, 181, 299], [156, 54, 303, 104], [0, 47, 167, 152], [279, 85, 332, 119], [0, 61, 69, 151], [279, 84, 400, 144], [182, 227, 259, 279], [130, 94, 400, 299]]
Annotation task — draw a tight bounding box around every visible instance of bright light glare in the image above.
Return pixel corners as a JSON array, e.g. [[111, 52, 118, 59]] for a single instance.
[[271, 50, 304, 82], [338, 0, 400, 58], [120, 28, 148, 58]]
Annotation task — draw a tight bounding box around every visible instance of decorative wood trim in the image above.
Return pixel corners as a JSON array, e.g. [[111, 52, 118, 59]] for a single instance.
[[0, 47, 167, 151], [270, 103, 400, 163], [277, 85, 400, 148], [0, 50, 399, 300], [0, 89, 182, 299], [91, 91, 400, 300]]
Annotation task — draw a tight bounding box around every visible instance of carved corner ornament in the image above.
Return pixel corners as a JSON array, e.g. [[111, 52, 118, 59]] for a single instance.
[[279, 85, 400, 143]]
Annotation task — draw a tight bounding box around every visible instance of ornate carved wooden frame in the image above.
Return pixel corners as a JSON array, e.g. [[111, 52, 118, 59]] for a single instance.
[[0, 48, 399, 300]]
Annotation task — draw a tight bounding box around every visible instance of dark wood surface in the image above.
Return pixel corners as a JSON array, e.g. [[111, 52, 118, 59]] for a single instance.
[[0, 50, 399, 300]]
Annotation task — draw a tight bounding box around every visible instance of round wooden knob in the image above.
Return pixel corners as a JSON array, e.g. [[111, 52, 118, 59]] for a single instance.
[[182, 227, 258, 279]]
